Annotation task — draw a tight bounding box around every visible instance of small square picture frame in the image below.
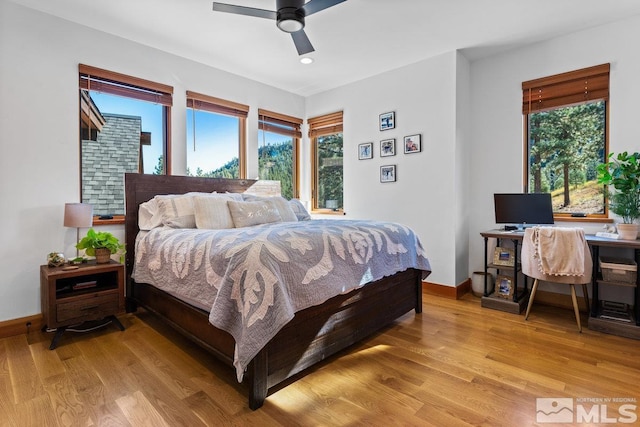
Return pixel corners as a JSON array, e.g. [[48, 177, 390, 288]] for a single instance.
[[380, 165, 396, 183], [380, 138, 396, 157], [379, 112, 395, 131], [493, 247, 515, 266], [496, 275, 514, 299], [404, 134, 421, 154], [358, 142, 373, 160]]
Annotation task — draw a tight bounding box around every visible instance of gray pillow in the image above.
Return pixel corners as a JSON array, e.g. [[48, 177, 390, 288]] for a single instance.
[[288, 199, 311, 221]]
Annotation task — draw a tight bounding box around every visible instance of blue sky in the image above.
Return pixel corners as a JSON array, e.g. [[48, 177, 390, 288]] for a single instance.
[[91, 92, 289, 174]]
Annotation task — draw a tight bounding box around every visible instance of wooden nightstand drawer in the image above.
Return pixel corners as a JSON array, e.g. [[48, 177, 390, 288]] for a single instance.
[[57, 293, 119, 324]]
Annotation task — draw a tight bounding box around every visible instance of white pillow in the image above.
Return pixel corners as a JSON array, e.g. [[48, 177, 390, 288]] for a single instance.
[[154, 191, 244, 229], [228, 200, 283, 228], [138, 198, 162, 230], [156, 194, 198, 228], [193, 196, 234, 229], [241, 195, 298, 222]]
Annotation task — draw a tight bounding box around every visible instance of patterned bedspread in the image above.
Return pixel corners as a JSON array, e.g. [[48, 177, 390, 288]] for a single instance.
[[132, 219, 431, 381]]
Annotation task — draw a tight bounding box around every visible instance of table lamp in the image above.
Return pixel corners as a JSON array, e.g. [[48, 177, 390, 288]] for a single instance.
[[64, 203, 93, 256]]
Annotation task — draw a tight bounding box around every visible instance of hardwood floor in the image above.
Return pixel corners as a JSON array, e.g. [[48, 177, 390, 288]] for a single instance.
[[1, 292, 639, 426]]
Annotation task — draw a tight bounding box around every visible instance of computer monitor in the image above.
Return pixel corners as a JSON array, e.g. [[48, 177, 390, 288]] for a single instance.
[[494, 193, 554, 229]]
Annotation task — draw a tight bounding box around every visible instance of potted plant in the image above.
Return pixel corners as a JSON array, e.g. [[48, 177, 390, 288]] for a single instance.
[[596, 151, 640, 240], [75, 228, 125, 263]]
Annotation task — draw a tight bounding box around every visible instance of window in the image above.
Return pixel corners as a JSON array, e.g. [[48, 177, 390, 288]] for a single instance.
[[309, 111, 344, 211], [258, 109, 302, 200], [79, 65, 172, 218], [523, 64, 609, 218], [186, 91, 248, 179]]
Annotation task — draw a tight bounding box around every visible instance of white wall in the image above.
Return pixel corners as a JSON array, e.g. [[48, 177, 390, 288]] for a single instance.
[[0, 1, 304, 322], [305, 52, 463, 286], [468, 14, 640, 293]]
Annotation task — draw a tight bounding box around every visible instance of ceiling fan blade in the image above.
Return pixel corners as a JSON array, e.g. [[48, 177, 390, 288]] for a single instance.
[[212, 2, 276, 20], [302, 0, 347, 16], [291, 29, 315, 55]]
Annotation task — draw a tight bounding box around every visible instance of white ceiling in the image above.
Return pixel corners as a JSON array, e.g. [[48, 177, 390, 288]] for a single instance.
[[10, 0, 640, 96]]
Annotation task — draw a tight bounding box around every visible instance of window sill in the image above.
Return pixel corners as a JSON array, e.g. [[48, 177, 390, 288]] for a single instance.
[[554, 215, 613, 224], [92, 215, 125, 226], [311, 209, 346, 216]]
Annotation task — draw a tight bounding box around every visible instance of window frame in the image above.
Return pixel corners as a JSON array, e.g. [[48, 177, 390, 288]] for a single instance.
[[186, 91, 248, 179], [308, 111, 344, 213], [78, 64, 173, 224], [522, 63, 610, 221], [258, 108, 302, 199]]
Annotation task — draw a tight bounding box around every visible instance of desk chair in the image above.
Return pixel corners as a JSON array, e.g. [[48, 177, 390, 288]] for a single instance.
[[521, 227, 592, 332]]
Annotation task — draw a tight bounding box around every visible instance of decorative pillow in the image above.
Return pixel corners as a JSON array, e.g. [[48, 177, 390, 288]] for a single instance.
[[241, 194, 298, 222], [227, 200, 283, 228], [288, 199, 311, 221], [193, 196, 234, 229]]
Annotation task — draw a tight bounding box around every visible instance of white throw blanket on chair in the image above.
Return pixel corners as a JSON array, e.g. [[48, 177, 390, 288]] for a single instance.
[[532, 226, 585, 276]]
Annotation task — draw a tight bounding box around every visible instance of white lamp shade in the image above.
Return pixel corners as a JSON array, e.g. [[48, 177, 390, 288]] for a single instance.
[[64, 203, 93, 228]]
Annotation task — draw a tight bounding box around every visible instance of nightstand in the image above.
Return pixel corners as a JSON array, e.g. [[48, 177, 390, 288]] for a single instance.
[[40, 260, 125, 349]]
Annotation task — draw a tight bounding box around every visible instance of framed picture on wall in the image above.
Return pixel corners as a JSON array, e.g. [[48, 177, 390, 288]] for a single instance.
[[403, 134, 421, 154], [358, 142, 373, 160], [379, 112, 395, 131], [380, 138, 396, 157], [380, 165, 396, 183]]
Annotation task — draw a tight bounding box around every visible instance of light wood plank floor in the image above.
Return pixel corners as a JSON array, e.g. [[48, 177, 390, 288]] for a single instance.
[[1, 292, 639, 426]]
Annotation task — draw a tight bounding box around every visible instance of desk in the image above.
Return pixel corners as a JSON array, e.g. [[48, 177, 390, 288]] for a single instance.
[[480, 230, 640, 339]]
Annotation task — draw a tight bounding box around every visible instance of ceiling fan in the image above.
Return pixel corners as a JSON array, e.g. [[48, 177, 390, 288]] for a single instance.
[[212, 0, 347, 55]]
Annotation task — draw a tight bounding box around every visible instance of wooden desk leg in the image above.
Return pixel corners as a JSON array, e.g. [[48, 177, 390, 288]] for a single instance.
[[512, 239, 519, 303], [633, 249, 640, 326], [591, 245, 600, 318], [483, 237, 489, 296]]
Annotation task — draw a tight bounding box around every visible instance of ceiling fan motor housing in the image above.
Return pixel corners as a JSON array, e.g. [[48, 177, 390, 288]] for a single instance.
[[276, 0, 306, 32]]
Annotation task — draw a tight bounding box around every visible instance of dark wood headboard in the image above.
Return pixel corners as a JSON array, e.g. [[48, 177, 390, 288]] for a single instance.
[[124, 173, 256, 298]]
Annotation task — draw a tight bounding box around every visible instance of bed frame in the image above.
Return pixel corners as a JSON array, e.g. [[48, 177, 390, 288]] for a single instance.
[[124, 173, 423, 409]]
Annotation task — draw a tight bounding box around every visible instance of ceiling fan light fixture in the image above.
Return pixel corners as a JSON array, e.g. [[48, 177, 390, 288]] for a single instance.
[[277, 7, 305, 33], [300, 57, 314, 64]]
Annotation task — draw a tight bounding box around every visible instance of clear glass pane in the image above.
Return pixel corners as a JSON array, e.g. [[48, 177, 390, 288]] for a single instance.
[[258, 129, 294, 199], [80, 91, 165, 216], [527, 101, 606, 215], [187, 109, 239, 178], [316, 133, 344, 210]]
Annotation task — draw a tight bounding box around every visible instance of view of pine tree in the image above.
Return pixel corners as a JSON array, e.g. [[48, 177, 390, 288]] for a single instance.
[[187, 158, 239, 179], [528, 101, 605, 213], [258, 141, 294, 200], [317, 133, 344, 209], [153, 155, 164, 175], [168, 134, 345, 206]]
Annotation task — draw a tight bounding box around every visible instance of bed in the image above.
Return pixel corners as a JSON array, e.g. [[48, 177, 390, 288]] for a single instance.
[[124, 172, 431, 409]]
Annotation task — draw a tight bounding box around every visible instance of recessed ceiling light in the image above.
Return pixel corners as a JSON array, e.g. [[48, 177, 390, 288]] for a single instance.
[[300, 57, 314, 65]]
